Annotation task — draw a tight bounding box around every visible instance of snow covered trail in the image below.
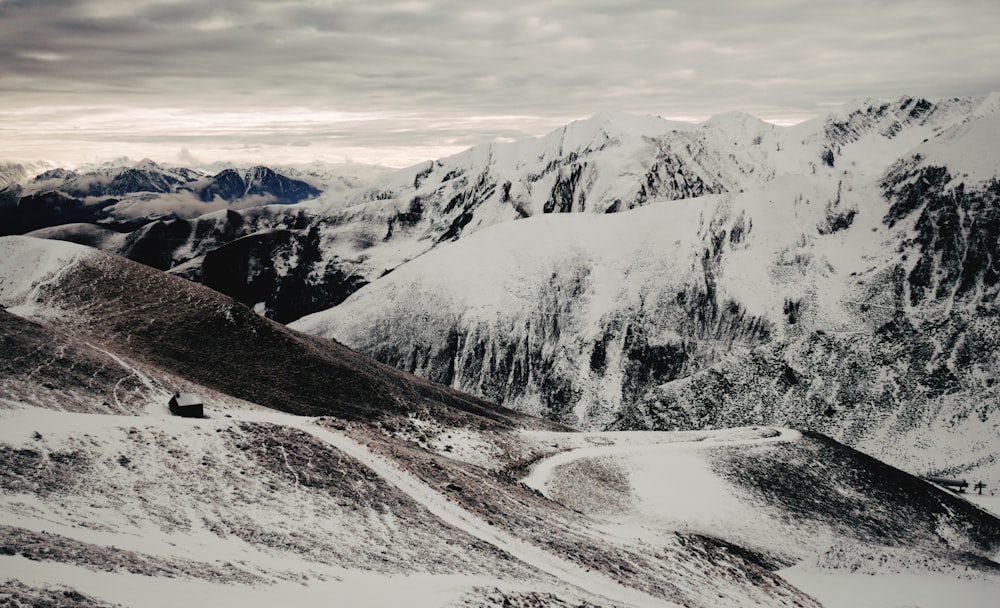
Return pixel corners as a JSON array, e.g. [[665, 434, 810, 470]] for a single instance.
[[241, 410, 682, 608], [522, 427, 799, 494]]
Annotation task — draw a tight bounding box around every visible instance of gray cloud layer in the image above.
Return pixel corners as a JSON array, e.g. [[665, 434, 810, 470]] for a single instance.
[[2, 0, 999, 166]]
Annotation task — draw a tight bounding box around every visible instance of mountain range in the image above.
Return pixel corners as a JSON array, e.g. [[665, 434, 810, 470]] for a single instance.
[[0, 159, 326, 237], [6, 95, 998, 485], [285, 94, 1000, 489], [3, 92, 1000, 605]]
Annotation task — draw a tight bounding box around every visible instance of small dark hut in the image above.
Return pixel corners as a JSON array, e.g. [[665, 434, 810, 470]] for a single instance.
[[168, 392, 204, 418]]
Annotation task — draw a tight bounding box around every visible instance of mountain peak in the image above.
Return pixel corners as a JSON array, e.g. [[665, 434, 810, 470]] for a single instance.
[[552, 111, 687, 154], [245, 165, 276, 180], [578, 110, 689, 135], [133, 158, 163, 172], [94, 156, 136, 170], [702, 110, 768, 128], [971, 91, 1000, 118]]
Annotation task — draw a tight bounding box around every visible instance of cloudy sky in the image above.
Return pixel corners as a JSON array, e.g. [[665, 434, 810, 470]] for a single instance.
[[2, 0, 998, 168]]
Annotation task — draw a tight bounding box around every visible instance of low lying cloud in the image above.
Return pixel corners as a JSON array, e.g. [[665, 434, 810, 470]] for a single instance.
[[102, 190, 279, 220]]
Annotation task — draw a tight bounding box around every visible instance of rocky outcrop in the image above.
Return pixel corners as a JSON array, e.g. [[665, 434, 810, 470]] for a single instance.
[[617, 169, 1000, 476], [199, 226, 368, 323], [881, 162, 999, 311]]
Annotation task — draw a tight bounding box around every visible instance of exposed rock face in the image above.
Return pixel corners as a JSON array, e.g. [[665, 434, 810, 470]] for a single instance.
[[620, 161, 1000, 475], [881, 163, 999, 311], [198, 226, 368, 324]]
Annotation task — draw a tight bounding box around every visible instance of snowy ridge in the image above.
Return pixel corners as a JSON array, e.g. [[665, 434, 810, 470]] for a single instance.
[[0, 236, 89, 318], [892, 112, 1000, 184]]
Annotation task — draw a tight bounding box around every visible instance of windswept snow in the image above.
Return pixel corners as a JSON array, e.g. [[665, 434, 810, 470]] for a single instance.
[[0, 403, 616, 607], [0, 559, 481, 608], [0, 236, 89, 317], [779, 567, 1000, 608]]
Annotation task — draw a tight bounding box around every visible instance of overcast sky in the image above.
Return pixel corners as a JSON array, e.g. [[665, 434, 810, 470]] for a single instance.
[[2, 0, 998, 168]]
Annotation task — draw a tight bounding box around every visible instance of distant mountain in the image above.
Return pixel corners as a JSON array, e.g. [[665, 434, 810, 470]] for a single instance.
[[0, 161, 32, 191], [0, 161, 54, 216], [1, 159, 324, 236], [25, 158, 201, 199], [197, 165, 322, 203]]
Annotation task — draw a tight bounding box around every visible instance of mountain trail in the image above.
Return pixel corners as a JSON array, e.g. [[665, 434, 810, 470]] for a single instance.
[[240, 410, 681, 608], [522, 427, 799, 493]]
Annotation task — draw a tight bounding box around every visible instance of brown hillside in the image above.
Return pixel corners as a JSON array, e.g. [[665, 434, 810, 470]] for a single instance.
[[27, 247, 568, 430]]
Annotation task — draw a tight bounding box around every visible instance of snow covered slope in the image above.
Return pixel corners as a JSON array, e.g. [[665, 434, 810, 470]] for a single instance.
[[290, 99, 1000, 492], [0, 235, 556, 427], [0, 237, 807, 605]]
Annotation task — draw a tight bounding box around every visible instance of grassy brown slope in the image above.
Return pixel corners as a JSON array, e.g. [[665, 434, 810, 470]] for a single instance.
[[0, 309, 148, 413], [708, 431, 1000, 561], [33, 249, 567, 430]]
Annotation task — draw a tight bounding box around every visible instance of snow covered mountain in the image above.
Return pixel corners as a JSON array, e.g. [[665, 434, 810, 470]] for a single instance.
[[0, 162, 33, 191], [0, 161, 55, 219], [289, 96, 1000, 491], [31, 94, 982, 326], [1, 159, 324, 236], [1, 235, 998, 607]]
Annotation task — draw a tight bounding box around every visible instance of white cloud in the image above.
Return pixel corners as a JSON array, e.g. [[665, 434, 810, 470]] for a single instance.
[[0, 0, 998, 166]]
